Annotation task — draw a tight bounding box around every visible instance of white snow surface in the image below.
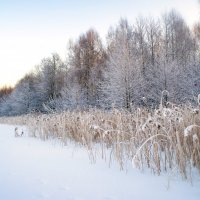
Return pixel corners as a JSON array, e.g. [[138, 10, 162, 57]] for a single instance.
[[0, 124, 200, 200]]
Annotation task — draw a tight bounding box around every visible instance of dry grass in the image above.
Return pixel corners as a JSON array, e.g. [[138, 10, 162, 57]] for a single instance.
[[0, 104, 200, 179]]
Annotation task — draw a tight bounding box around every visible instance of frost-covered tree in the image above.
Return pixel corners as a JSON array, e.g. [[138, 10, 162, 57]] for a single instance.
[[102, 19, 142, 109], [158, 10, 198, 103], [52, 67, 86, 111], [0, 86, 13, 116], [133, 17, 148, 75], [138, 17, 163, 106], [66, 29, 106, 107], [0, 9, 199, 116], [162, 10, 194, 66], [2, 74, 38, 115], [145, 17, 162, 66], [36, 53, 66, 111]]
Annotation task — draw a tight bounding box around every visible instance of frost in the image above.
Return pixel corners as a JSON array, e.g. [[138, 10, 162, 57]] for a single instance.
[[90, 125, 100, 130], [184, 125, 194, 137], [193, 134, 199, 142], [184, 125, 200, 137]]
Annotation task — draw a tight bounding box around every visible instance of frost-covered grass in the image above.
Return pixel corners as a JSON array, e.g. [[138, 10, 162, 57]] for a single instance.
[[1, 124, 200, 200], [0, 104, 200, 180]]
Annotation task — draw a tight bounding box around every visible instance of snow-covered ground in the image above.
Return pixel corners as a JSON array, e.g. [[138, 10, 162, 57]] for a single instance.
[[0, 124, 200, 200]]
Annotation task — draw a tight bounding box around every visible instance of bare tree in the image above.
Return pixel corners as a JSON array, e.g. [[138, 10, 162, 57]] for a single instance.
[[102, 19, 142, 109], [133, 17, 148, 75], [66, 29, 106, 107]]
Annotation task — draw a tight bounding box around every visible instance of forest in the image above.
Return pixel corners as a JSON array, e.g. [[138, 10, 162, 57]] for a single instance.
[[0, 9, 200, 116]]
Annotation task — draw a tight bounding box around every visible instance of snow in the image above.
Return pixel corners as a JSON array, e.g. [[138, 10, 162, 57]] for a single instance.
[[0, 124, 200, 200]]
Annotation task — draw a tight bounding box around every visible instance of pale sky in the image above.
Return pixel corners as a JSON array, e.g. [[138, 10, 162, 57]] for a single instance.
[[0, 0, 199, 87]]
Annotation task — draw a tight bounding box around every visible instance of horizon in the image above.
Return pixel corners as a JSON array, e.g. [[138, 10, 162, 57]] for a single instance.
[[0, 0, 199, 87]]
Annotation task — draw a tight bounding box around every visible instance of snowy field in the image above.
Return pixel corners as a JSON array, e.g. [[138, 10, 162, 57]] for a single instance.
[[0, 124, 200, 200]]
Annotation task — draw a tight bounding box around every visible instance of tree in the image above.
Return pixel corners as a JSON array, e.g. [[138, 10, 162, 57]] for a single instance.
[[0, 86, 13, 99], [102, 19, 142, 109], [133, 17, 148, 75], [162, 10, 194, 67], [1, 74, 38, 115], [151, 10, 197, 104], [146, 17, 162, 66], [0, 86, 13, 116], [36, 53, 66, 111], [66, 29, 106, 107]]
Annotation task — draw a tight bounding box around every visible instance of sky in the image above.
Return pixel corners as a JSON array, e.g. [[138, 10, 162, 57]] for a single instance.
[[0, 0, 199, 87]]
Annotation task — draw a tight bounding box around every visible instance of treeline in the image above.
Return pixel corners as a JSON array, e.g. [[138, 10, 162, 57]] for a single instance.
[[0, 10, 200, 116]]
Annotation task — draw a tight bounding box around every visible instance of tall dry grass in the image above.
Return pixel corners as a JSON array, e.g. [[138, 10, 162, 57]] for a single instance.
[[0, 103, 200, 179]]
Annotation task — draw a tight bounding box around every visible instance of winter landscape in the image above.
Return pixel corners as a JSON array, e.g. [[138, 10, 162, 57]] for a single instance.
[[0, 0, 200, 200]]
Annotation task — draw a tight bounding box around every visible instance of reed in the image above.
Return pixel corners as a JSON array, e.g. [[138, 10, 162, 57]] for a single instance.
[[0, 104, 199, 179]]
